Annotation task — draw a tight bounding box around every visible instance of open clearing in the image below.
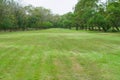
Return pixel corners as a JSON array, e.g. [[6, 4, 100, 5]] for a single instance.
[[0, 29, 120, 80]]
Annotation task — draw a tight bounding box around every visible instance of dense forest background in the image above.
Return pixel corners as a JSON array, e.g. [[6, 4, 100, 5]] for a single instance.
[[0, 0, 120, 32]]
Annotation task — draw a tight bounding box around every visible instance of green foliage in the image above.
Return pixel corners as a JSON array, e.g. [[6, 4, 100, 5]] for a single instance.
[[0, 0, 58, 31], [73, 0, 120, 32], [57, 12, 75, 29], [0, 0, 120, 32], [88, 13, 108, 31], [106, 1, 120, 31]]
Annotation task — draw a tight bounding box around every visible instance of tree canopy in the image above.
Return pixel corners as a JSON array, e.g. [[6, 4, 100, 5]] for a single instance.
[[0, 0, 120, 32]]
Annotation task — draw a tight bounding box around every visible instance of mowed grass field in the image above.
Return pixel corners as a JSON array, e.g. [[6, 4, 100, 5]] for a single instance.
[[0, 29, 120, 80]]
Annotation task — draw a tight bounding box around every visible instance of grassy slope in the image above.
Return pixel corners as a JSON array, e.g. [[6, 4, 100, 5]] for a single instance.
[[0, 28, 120, 80]]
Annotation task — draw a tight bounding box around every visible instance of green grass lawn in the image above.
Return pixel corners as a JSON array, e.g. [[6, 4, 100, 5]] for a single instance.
[[0, 28, 120, 80]]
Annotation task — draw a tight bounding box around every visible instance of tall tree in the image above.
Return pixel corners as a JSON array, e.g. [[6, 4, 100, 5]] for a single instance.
[[106, 0, 120, 31], [74, 0, 98, 30]]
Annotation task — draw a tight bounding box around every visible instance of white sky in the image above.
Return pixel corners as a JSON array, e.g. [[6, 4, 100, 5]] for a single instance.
[[20, 0, 78, 15]]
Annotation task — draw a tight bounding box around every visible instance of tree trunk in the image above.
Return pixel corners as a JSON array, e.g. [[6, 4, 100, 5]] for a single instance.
[[115, 26, 119, 31]]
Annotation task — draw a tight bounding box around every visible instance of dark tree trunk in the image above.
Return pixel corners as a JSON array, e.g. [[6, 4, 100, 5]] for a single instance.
[[76, 26, 78, 30], [102, 27, 107, 32], [115, 26, 119, 31]]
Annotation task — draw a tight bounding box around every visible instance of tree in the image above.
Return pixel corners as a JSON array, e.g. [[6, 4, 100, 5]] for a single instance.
[[88, 13, 108, 31], [106, 1, 120, 31], [26, 6, 54, 29], [57, 12, 75, 29], [0, 0, 120, 32], [74, 0, 98, 30], [0, 0, 17, 31]]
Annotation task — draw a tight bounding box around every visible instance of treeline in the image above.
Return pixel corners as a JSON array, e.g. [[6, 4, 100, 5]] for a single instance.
[[0, 0, 120, 32], [0, 0, 60, 31], [59, 0, 120, 32]]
